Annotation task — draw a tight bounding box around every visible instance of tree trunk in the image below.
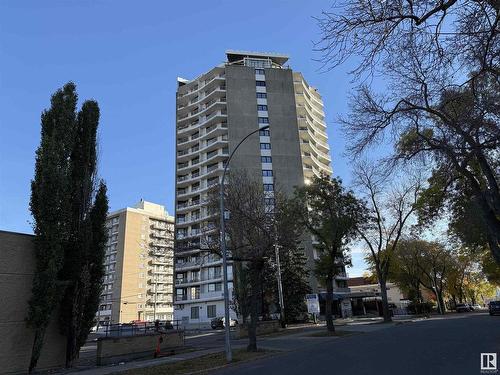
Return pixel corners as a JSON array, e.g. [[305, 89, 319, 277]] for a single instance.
[[379, 277, 393, 322], [66, 283, 81, 367], [325, 275, 335, 332], [432, 285, 445, 315], [247, 268, 260, 352], [437, 290, 446, 315], [470, 179, 500, 265], [28, 327, 46, 373]]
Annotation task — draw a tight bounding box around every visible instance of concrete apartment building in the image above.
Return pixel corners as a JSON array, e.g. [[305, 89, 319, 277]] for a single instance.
[[174, 50, 349, 325], [97, 200, 175, 324]]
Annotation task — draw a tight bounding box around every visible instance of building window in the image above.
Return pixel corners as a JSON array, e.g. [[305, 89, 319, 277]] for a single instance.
[[260, 143, 271, 150], [262, 170, 273, 177], [259, 129, 270, 136], [257, 105, 268, 111], [255, 69, 265, 75], [207, 305, 217, 318], [191, 306, 199, 319], [258, 117, 269, 124], [264, 198, 275, 205], [256, 93, 267, 99], [256, 81, 266, 87], [261, 156, 272, 163], [263, 184, 274, 192]]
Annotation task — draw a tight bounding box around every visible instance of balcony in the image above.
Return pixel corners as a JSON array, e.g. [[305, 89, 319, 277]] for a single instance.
[[149, 241, 171, 248], [175, 259, 202, 269], [148, 258, 169, 266], [148, 278, 173, 284], [147, 297, 173, 304], [148, 268, 173, 275], [149, 248, 171, 257]]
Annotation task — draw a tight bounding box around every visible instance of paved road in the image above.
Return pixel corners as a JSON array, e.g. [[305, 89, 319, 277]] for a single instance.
[[213, 313, 500, 375]]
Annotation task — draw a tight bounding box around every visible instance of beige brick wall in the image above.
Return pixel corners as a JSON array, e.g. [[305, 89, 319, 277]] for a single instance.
[[0, 230, 66, 374], [119, 210, 144, 322]]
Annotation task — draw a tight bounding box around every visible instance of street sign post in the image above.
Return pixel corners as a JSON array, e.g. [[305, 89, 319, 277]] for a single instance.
[[306, 294, 320, 314]]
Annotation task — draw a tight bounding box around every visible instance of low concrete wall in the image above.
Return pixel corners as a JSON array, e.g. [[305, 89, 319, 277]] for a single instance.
[[97, 330, 185, 365], [232, 320, 282, 339], [0, 231, 67, 374]]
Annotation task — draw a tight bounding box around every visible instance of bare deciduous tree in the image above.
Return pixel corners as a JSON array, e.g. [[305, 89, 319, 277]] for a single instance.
[[205, 172, 306, 350], [354, 163, 421, 322], [315, 1, 500, 263]]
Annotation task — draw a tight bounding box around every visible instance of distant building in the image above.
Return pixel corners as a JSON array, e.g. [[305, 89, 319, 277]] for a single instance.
[[347, 277, 408, 316], [174, 50, 346, 325], [97, 200, 174, 324]]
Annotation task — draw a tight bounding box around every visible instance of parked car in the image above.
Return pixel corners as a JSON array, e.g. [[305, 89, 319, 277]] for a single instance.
[[471, 304, 483, 311], [456, 303, 473, 312], [489, 301, 500, 316], [211, 317, 238, 329]]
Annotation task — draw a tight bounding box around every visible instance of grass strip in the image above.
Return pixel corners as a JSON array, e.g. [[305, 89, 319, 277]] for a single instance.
[[307, 330, 359, 338], [120, 348, 275, 375]]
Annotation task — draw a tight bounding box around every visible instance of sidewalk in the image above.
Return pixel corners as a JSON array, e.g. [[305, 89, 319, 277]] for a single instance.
[[64, 318, 401, 375]]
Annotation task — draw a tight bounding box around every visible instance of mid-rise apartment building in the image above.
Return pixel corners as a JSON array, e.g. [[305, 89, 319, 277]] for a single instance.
[[97, 200, 174, 324], [174, 50, 349, 325]]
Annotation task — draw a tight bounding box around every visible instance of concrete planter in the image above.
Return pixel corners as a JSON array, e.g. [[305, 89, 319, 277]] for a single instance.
[[96, 330, 185, 365], [231, 320, 282, 339]]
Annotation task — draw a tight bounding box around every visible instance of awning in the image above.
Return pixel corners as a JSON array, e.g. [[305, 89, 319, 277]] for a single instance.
[[318, 292, 352, 301], [350, 291, 377, 298]]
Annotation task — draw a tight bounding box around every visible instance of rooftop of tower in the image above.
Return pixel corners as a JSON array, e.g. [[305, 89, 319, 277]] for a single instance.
[[225, 50, 289, 66]]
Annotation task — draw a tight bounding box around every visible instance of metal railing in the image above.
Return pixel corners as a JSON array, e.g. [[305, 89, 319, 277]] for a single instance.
[[97, 320, 183, 337]]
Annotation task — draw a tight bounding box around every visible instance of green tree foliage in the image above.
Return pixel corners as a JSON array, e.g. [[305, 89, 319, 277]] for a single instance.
[[409, 81, 500, 264], [389, 239, 451, 314], [315, 1, 500, 264], [28, 82, 108, 371], [295, 174, 365, 332], [390, 239, 498, 310], [28, 83, 77, 372], [481, 250, 500, 286], [274, 196, 311, 324], [280, 247, 311, 323]]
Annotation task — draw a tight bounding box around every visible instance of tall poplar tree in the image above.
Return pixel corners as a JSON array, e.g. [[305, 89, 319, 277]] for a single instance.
[[28, 82, 108, 371], [28, 83, 77, 372]]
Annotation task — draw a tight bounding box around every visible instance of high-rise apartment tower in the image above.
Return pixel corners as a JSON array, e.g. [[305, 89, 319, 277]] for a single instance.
[[97, 200, 174, 324], [174, 51, 349, 325]]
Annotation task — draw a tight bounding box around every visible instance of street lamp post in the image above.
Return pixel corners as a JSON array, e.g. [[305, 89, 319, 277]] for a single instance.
[[274, 242, 285, 326], [220, 124, 270, 363]]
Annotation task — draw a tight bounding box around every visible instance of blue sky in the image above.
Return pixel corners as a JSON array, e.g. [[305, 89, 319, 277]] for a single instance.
[[0, 1, 369, 276]]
